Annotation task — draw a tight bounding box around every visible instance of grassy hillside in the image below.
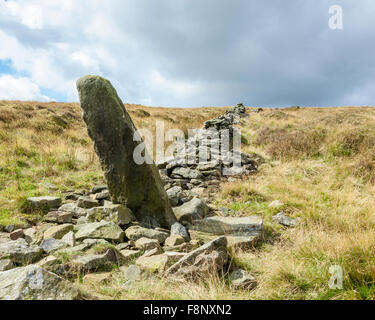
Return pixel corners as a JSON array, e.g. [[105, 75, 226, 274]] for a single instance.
[[1, 101, 375, 299]]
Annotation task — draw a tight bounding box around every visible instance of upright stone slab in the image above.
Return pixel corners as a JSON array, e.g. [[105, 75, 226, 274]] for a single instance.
[[77, 75, 177, 228]]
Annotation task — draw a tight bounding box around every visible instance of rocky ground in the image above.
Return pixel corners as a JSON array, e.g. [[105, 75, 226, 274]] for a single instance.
[[0, 102, 296, 300]]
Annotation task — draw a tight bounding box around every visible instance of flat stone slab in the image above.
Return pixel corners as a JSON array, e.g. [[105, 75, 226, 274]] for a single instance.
[[190, 216, 264, 236], [0, 239, 42, 264], [75, 221, 125, 242], [27, 196, 62, 210]]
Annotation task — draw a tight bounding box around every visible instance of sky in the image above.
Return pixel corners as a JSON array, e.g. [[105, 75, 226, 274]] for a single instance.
[[0, 0, 374, 107]]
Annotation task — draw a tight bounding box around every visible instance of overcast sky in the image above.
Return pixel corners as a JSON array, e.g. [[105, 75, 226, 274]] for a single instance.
[[0, 0, 374, 107]]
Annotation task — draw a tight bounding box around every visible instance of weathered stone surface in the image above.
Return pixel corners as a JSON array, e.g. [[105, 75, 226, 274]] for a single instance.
[[87, 203, 135, 226], [135, 238, 160, 251], [58, 203, 87, 218], [123, 264, 142, 281], [40, 238, 67, 253], [44, 224, 73, 240], [24, 224, 55, 245], [0, 259, 13, 271], [77, 196, 99, 209], [94, 190, 110, 200], [173, 198, 209, 224], [75, 221, 125, 242], [43, 211, 73, 224], [166, 186, 183, 206], [190, 216, 264, 236], [72, 249, 118, 271], [83, 272, 112, 284], [170, 167, 204, 180], [164, 235, 185, 247], [164, 236, 228, 278], [125, 226, 169, 244], [0, 265, 80, 300], [0, 239, 42, 264], [37, 256, 59, 268], [170, 222, 190, 241], [229, 269, 257, 290], [120, 249, 141, 261], [136, 252, 184, 274], [10, 229, 24, 241], [226, 233, 262, 250], [91, 185, 108, 194], [61, 231, 76, 247], [77, 75, 177, 228], [272, 212, 299, 227], [27, 196, 62, 210]]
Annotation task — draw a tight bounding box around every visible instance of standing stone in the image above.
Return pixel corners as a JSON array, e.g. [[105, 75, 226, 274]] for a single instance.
[[77, 75, 177, 229]]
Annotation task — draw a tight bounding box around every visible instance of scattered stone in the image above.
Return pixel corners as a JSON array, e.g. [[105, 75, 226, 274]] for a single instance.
[[61, 231, 76, 247], [268, 200, 283, 209], [226, 234, 262, 250], [190, 216, 264, 236], [272, 212, 299, 227], [65, 192, 80, 201], [164, 235, 185, 247], [123, 264, 142, 281], [229, 269, 257, 290], [77, 196, 99, 209], [72, 249, 118, 272], [58, 202, 88, 218], [125, 226, 169, 244], [77, 75, 177, 229], [27, 196, 62, 210], [164, 236, 228, 278], [120, 249, 141, 261], [83, 272, 112, 284], [173, 198, 209, 224], [43, 211, 73, 224], [40, 239, 67, 253], [37, 256, 59, 268], [86, 203, 135, 226], [135, 238, 160, 251], [166, 186, 183, 206], [10, 229, 24, 241], [170, 222, 190, 241], [44, 224, 73, 240], [75, 221, 125, 242], [0, 265, 80, 300], [91, 185, 108, 194], [171, 167, 204, 180], [0, 239, 42, 264], [0, 259, 13, 271], [136, 252, 184, 274], [94, 190, 110, 201], [142, 247, 163, 257], [116, 242, 130, 251]]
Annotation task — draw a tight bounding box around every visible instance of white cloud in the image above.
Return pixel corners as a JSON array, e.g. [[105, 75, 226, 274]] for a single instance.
[[0, 75, 50, 101]]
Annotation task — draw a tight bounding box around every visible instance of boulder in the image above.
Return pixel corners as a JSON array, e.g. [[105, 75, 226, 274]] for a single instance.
[[91, 185, 108, 194], [123, 264, 142, 281], [0, 265, 80, 300], [10, 229, 24, 241], [44, 224, 73, 240], [272, 212, 299, 227], [166, 186, 183, 206], [136, 252, 185, 274], [0, 239, 42, 265], [37, 256, 59, 268], [170, 222, 190, 241], [164, 235, 185, 247], [39, 239, 67, 253], [164, 236, 228, 278], [135, 238, 160, 251], [170, 167, 204, 180], [43, 211, 73, 224], [26, 196, 62, 210], [190, 216, 263, 236], [125, 226, 169, 244], [120, 249, 141, 262], [0, 259, 13, 271], [77, 196, 99, 209], [173, 198, 209, 224], [58, 203, 87, 218], [75, 221, 125, 242], [71, 249, 118, 272], [86, 203, 135, 226], [61, 231, 76, 247], [229, 269, 257, 290], [77, 75, 177, 228]]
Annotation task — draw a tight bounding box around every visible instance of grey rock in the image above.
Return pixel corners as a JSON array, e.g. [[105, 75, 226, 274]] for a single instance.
[[91, 185, 108, 194], [229, 269, 257, 290], [75, 221, 125, 242], [77, 196, 99, 209], [0, 259, 13, 271], [0, 239, 43, 264], [272, 212, 299, 227], [44, 224, 73, 240], [171, 167, 203, 180], [40, 238, 67, 253], [164, 236, 228, 278], [166, 186, 183, 206], [43, 211, 73, 224], [61, 231, 76, 247], [135, 238, 160, 250], [123, 264, 142, 281], [0, 265, 80, 300], [86, 203, 135, 226], [77, 75, 176, 228], [27, 196, 62, 210], [72, 249, 118, 271], [58, 202, 88, 218], [172, 198, 209, 224], [125, 226, 169, 244], [170, 222, 190, 241]]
